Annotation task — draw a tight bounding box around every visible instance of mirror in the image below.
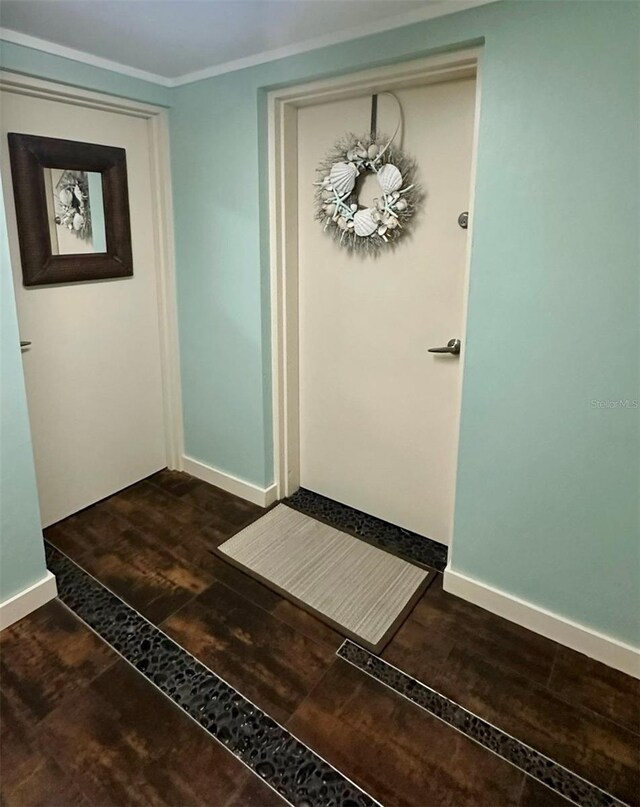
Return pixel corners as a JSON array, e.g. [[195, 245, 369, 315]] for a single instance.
[[8, 132, 133, 286], [44, 169, 107, 255]]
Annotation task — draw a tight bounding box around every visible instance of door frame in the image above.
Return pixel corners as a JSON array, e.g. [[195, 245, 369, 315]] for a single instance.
[[268, 48, 482, 506], [0, 70, 184, 470]]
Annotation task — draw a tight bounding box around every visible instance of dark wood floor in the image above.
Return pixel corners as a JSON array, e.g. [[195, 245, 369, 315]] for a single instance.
[[2, 469, 639, 806], [0, 599, 283, 807]]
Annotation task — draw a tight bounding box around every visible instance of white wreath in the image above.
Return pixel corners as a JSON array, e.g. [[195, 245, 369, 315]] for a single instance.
[[314, 133, 420, 254]]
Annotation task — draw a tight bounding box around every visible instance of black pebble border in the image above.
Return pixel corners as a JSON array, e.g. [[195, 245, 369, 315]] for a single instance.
[[284, 489, 448, 572], [338, 641, 628, 807], [45, 542, 378, 807]]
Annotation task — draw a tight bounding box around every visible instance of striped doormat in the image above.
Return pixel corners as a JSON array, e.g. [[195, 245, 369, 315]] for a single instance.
[[216, 504, 433, 652]]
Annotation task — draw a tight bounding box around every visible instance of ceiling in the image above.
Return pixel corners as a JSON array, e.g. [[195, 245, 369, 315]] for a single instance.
[[0, 0, 491, 86]]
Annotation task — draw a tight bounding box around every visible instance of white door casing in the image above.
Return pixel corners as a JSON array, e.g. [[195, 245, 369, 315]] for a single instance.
[[269, 52, 481, 546], [0, 72, 182, 527]]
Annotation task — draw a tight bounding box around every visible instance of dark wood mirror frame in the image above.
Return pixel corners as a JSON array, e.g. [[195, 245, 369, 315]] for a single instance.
[[7, 133, 133, 286]]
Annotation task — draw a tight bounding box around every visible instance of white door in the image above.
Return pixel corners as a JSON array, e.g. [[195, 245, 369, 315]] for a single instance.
[[297, 79, 476, 545], [1, 89, 166, 527]]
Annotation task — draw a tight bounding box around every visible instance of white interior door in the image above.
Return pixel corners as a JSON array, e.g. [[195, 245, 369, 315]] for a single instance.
[[297, 78, 476, 545], [1, 89, 167, 527]]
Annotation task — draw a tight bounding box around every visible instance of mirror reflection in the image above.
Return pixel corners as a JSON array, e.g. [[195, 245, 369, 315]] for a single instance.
[[44, 168, 106, 255]]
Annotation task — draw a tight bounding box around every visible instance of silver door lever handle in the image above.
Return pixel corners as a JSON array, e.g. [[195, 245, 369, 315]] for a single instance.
[[428, 338, 461, 355], [20, 340, 32, 348]]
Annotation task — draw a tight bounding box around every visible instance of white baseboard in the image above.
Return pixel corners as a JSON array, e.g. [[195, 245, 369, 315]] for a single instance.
[[182, 455, 278, 508], [443, 567, 640, 679], [0, 571, 58, 631]]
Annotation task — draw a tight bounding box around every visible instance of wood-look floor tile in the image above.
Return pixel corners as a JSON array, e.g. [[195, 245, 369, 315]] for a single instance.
[[0, 601, 116, 725], [206, 554, 283, 611], [47, 474, 341, 661], [429, 643, 638, 803], [161, 580, 336, 723], [548, 645, 640, 734], [223, 773, 287, 806], [207, 554, 344, 651], [389, 575, 558, 685], [46, 505, 210, 623], [0, 601, 116, 797], [1, 757, 91, 807], [95, 478, 261, 577], [288, 659, 525, 807], [609, 761, 640, 807], [21, 472, 636, 807], [148, 469, 264, 528], [99, 480, 214, 539], [381, 606, 455, 683], [195, 519, 251, 548], [147, 468, 209, 497], [383, 576, 639, 805], [0, 689, 44, 794], [269, 597, 345, 651], [38, 660, 263, 807], [518, 776, 572, 806]]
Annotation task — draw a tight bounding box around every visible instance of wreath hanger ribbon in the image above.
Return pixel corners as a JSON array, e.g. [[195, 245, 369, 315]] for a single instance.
[[370, 93, 378, 140], [370, 91, 403, 160]]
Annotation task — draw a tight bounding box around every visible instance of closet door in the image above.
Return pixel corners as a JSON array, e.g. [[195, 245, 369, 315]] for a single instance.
[[1, 88, 166, 526]]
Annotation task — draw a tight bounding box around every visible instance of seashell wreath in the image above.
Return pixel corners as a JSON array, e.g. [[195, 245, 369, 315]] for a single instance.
[[314, 132, 420, 255]]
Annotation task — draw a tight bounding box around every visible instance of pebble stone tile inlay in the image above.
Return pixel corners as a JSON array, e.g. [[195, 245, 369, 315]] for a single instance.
[[337, 641, 629, 807], [284, 489, 448, 572], [44, 542, 378, 807]]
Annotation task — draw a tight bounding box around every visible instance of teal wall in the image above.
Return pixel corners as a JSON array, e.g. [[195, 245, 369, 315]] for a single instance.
[[1, 1, 638, 645], [0, 176, 48, 602], [170, 0, 639, 646], [446, 2, 640, 648]]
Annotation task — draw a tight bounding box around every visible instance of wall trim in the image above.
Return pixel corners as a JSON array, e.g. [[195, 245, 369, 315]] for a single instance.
[[0, 3, 494, 88], [443, 566, 640, 679], [182, 455, 277, 508], [0, 571, 57, 631]]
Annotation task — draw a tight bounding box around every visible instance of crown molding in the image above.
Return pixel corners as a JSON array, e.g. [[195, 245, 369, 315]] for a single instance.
[[0, 1, 495, 89], [0, 27, 172, 86], [170, 0, 494, 86]]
